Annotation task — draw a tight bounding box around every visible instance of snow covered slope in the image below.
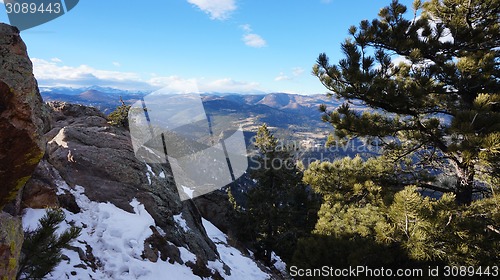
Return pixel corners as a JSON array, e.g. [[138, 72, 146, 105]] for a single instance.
[[22, 182, 282, 279]]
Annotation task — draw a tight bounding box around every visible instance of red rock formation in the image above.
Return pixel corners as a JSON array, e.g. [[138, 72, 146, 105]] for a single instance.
[[0, 23, 48, 210], [0, 23, 48, 279]]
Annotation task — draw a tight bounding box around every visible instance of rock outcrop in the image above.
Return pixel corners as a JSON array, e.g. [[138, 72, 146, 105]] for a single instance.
[[0, 23, 49, 210], [0, 23, 49, 280], [21, 102, 279, 279]]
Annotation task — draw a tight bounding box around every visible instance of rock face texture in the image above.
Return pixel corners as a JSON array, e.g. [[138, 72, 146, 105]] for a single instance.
[[0, 23, 49, 210], [23, 102, 236, 278], [0, 23, 48, 280], [0, 213, 23, 280]]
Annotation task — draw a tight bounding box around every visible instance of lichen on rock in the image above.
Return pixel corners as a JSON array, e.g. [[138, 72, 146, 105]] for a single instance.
[[0, 22, 49, 279], [0, 23, 49, 211], [0, 212, 23, 280]]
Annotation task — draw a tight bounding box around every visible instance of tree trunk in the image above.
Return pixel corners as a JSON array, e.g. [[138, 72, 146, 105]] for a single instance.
[[455, 163, 475, 205]]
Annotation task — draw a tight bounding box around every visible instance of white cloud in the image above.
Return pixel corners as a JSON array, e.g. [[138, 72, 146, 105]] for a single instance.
[[31, 58, 262, 93], [204, 78, 261, 93], [187, 0, 236, 20], [240, 24, 252, 33], [292, 67, 304, 76], [147, 75, 199, 93], [50, 57, 62, 63], [242, 33, 266, 48], [32, 58, 150, 90], [112, 61, 121, 67], [274, 73, 290, 81], [275, 67, 304, 81], [240, 24, 267, 48]]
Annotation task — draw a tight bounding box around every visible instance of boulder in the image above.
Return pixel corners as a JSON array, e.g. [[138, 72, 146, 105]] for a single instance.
[[0, 23, 49, 280], [0, 23, 49, 210]]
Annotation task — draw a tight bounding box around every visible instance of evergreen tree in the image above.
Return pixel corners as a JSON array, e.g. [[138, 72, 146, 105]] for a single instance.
[[294, 156, 499, 270], [108, 97, 131, 129], [313, 0, 500, 205], [233, 124, 318, 265], [292, 0, 500, 272], [17, 209, 81, 280]]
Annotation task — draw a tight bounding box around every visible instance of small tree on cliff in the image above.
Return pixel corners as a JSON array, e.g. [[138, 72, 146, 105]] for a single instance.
[[108, 97, 131, 129], [17, 208, 81, 280], [314, 0, 500, 205]]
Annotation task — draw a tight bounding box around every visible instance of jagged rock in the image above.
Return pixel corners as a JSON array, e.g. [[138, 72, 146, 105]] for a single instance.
[[26, 102, 221, 277], [0, 212, 23, 279], [22, 160, 59, 209], [143, 226, 182, 264], [0, 23, 49, 210], [0, 23, 49, 279]]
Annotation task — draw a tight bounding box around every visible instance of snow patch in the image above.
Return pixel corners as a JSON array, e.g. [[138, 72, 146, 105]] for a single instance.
[[49, 128, 69, 148], [272, 252, 287, 274], [145, 163, 154, 175], [23, 186, 199, 279], [55, 179, 71, 195], [22, 182, 278, 279], [181, 185, 194, 199], [173, 213, 190, 232], [203, 218, 271, 280], [145, 163, 154, 185]]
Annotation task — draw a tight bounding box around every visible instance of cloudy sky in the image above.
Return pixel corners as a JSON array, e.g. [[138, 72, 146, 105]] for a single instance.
[[0, 0, 413, 94]]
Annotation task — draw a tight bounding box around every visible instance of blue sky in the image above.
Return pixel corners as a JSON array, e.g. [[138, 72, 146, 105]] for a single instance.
[[0, 0, 414, 94]]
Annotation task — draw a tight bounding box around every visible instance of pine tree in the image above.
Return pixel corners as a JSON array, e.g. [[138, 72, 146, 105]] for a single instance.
[[17, 209, 81, 280], [313, 0, 500, 205], [295, 155, 499, 269], [233, 124, 318, 265], [296, 0, 500, 270], [108, 97, 131, 129]]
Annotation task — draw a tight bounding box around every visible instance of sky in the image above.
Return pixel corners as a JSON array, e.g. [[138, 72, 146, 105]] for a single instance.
[[0, 0, 414, 94]]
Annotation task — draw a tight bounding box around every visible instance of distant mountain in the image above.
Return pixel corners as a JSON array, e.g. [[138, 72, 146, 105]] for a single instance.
[[40, 87, 366, 157], [40, 87, 147, 114]]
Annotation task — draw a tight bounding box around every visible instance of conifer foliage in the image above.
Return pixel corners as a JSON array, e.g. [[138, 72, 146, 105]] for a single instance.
[[313, 0, 500, 205], [232, 124, 318, 265], [17, 209, 81, 280], [108, 97, 131, 129], [292, 0, 500, 272]]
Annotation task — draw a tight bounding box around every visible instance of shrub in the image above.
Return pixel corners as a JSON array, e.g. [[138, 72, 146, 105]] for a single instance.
[[108, 98, 131, 129]]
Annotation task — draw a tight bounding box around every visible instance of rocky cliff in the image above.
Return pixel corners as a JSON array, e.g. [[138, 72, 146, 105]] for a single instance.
[[0, 23, 49, 211], [0, 22, 285, 279], [20, 102, 285, 279], [0, 23, 49, 280]]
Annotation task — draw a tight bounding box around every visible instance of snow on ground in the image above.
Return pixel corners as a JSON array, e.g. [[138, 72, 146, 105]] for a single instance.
[[23, 185, 198, 279], [22, 181, 277, 280], [272, 252, 287, 275], [203, 218, 272, 280], [145, 163, 153, 185], [173, 213, 190, 233], [181, 185, 195, 199]]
